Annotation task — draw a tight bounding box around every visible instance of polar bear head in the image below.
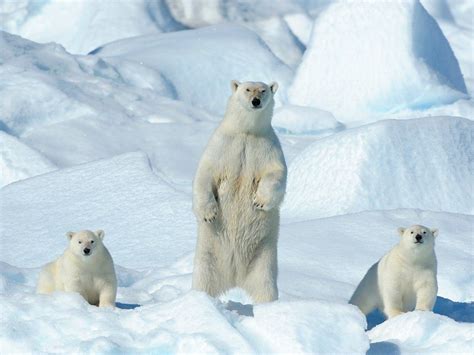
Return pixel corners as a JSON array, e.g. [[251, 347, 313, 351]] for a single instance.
[[67, 230, 105, 259], [398, 225, 438, 252], [225, 80, 278, 133]]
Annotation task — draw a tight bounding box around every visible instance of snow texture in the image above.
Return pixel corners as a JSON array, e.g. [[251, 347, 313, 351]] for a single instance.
[[289, 0, 468, 121], [284, 116, 474, 219]]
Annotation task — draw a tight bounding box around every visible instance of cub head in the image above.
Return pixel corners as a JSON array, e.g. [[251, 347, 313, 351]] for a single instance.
[[397, 225, 438, 251], [230, 80, 278, 112], [67, 230, 105, 258]]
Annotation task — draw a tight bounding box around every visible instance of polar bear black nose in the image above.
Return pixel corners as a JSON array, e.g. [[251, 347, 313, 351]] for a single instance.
[[252, 98, 261, 107], [84, 248, 91, 255], [415, 234, 422, 241]]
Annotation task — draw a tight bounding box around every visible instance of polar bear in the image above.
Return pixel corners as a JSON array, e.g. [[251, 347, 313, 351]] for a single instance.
[[37, 230, 117, 307], [192, 80, 287, 303], [350, 225, 438, 319]]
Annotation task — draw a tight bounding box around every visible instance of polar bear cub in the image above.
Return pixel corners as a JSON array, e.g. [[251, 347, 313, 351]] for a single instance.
[[350, 225, 438, 319], [37, 230, 117, 307], [192, 80, 287, 303]]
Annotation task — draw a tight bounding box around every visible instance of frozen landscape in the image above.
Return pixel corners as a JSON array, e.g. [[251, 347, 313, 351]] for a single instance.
[[0, 0, 473, 353]]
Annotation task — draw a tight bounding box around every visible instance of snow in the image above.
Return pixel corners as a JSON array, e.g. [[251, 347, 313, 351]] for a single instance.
[[284, 116, 474, 219], [0, 131, 56, 187], [288, 0, 468, 121], [273, 104, 343, 135], [1, 0, 473, 353], [368, 311, 474, 353], [94, 24, 293, 115], [0, 0, 184, 55]]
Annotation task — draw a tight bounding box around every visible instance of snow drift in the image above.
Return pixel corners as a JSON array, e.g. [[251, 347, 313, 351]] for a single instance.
[[288, 0, 468, 121], [94, 24, 293, 115], [284, 116, 474, 219], [0, 0, 184, 54], [0, 131, 56, 187]]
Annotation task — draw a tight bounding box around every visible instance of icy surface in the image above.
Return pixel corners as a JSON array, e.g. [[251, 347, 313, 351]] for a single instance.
[[289, 0, 468, 121], [284, 116, 474, 219]]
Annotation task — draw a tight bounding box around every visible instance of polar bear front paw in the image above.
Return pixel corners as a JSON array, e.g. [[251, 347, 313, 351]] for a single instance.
[[253, 196, 272, 211], [200, 201, 218, 223]]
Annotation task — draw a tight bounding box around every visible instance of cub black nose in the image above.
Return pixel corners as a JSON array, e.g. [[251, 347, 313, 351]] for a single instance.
[[252, 98, 261, 107], [84, 248, 91, 255], [415, 234, 422, 241]]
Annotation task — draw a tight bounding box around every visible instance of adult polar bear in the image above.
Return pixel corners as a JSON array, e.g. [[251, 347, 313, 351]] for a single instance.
[[192, 80, 287, 303]]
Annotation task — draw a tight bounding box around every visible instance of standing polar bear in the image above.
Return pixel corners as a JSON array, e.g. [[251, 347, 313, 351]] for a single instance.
[[192, 80, 287, 303], [350, 225, 438, 319], [37, 230, 117, 308]]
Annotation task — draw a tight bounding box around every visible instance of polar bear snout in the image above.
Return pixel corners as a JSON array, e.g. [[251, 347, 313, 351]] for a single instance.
[[83, 247, 91, 255], [251, 97, 261, 108], [415, 234, 423, 243]]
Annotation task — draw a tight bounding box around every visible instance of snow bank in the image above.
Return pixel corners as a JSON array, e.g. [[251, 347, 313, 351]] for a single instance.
[[0, 132, 56, 187], [273, 105, 343, 135], [368, 311, 474, 353], [0, 31, 194, 137], [95, 24, 293, 115], [284, 116, 474, 219], [289, 0, 468, 121], [0, 0, 184, 54], [0, 260, 369, 354], [0, 152, 195, 269]]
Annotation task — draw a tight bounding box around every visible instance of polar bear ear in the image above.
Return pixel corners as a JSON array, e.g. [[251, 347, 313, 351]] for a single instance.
[[96, 230, 105, 240], [231, 80, 240, 93], [431, 228, 439, 237], [270, 82, 278, 94], [397, 227, 406, 237], [66, 231, 75, 240]]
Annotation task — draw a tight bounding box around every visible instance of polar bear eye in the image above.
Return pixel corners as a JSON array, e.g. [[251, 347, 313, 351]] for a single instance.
[[423, 231, 426, 234], [78, 241, 82, 244], [91, 240, 95, 244], [246, 88, 250, 92], [262, 90, 266, 93], [410, 231, 414, 234]]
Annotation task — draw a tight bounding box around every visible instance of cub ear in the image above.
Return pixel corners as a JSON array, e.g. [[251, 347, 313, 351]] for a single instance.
[[270, 82, 278, 94], [231, 80, 240, 93], [431, 228, 439, 237], [66, 231, 75, 240], [96, 230, 105, 240], [397, 227, 405, 237]]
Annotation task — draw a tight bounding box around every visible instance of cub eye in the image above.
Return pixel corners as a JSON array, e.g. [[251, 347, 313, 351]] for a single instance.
[[78, 241, 82, 244], [246, 88, 250, 92], [262, 90, 266, 93], [423, 231, 426, 234], [91, 240, 95, 244], [410, 231, 414, 234]]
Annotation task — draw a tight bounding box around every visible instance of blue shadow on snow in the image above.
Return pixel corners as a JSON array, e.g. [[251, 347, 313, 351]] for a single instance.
[[116, 302, 141, 310]]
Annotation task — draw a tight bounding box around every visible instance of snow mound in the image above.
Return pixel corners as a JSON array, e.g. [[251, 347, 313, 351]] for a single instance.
[[284, 116, 474, 219], [0, 31, 195, 137], [273, 105, 343, 135], [94, 24, 293, 115], [0, 132, 56, 187], [0, 152, 194, 269], [288, 0, 468, 121], [0, 259, 369, 354], [368, 311, 474, 353], [0, 0, 184, 54]]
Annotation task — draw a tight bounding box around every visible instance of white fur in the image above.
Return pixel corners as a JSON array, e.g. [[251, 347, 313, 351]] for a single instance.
[[350, 225, 438, 318], [192, 80, 287, 303], [37, 230, 117, 307]]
